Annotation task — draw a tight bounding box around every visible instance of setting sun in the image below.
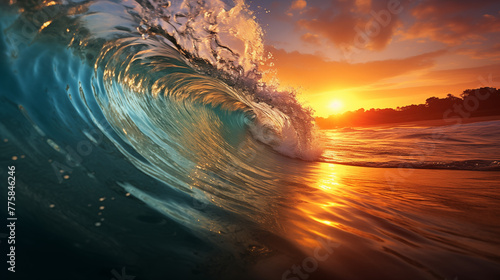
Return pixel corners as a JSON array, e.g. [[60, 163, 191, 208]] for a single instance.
[[329, 99, 344, 114]]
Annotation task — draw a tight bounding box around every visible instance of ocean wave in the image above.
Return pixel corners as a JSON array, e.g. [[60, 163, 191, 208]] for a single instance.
[[1, 0, 322, 172]]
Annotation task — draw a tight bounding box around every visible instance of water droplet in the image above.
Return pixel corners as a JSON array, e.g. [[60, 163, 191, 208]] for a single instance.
[[47, 139, 61, 151]]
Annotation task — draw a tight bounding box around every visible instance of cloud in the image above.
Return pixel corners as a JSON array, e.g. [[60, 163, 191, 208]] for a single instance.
[[356, 63, 500, 103], [290, 0, 307, 10], [421, 63, 500, 87], [301, 33, 321, 45], [404, 0, 500, 45], [264, 48, 499, 116], [360, 63, 500, 100], [264, 46, 446, 93], [296, 0, 402, 51], [355, 0, 372, 13], [457, 44, 500, 60]]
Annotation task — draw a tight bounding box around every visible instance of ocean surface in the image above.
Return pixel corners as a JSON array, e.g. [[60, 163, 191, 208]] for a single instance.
[[1, 1, 499, 280], [321, 121, 500, 171]]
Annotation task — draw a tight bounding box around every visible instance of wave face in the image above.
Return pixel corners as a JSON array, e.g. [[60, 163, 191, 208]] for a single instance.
[[320, 120, 500, 171]]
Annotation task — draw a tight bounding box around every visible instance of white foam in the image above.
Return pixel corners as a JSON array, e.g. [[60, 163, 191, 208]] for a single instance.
[[249, 101, 324, 161]]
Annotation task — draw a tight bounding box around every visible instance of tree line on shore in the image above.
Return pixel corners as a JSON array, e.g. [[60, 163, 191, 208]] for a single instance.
[[316, 87, 500, 128]]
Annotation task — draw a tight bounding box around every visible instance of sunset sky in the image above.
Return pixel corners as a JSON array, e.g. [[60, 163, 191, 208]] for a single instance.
[[248, 0, 500, 117]]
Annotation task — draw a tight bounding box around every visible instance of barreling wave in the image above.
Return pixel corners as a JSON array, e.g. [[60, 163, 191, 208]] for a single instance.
[[0, 0, 326, 243], [2, 0, 321, 179]]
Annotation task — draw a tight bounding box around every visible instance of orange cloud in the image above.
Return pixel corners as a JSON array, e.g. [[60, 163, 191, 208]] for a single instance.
[[356, 63, 500, 101], [457, 44, 500, 60], [296, 0, 402, 51], [355, 0, 372, 13], [405, 0, 500, 45], [301, 33, 321, 45], [264, 46, 500, 116], [265, 46, 446, 93], [346, 63, 500, 111], [291, 0, 307, 10], [421, 63, 500, 87]]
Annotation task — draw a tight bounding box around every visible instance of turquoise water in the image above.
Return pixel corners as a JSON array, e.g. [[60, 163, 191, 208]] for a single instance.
[[1, 1, 500, 280]]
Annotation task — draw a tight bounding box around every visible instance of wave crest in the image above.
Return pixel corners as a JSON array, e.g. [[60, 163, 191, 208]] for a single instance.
[[130, 0, 324, 160]]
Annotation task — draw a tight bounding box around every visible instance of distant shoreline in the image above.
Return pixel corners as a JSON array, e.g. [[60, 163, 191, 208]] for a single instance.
[[315, 87, 500, 129], [318, 115, 500, 129]]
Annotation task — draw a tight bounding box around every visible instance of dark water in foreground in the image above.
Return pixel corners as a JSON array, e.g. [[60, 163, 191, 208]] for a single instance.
[[1, 1, 500, 279]]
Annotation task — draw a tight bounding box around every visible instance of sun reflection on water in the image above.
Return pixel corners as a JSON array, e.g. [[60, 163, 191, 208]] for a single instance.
[[280, 163, 349, 252]]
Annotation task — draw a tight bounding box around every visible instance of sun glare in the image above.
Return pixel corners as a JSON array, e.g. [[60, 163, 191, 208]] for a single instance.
[[329, 99, 344, 114]]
